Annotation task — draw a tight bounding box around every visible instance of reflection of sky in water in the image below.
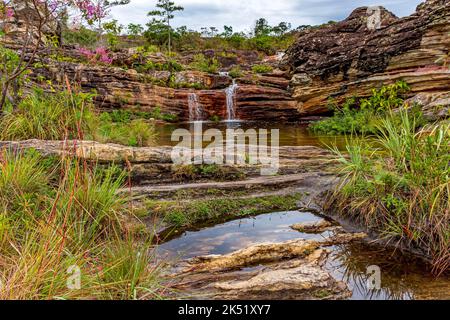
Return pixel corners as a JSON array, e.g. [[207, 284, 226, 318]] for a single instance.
[[158, 211, 323, 260], [158, 211, 450, 300]]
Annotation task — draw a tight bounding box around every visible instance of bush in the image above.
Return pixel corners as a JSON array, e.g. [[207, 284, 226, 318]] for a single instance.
[[62, 27, 99, 48], [190, 54, 221, 74], [228, 65, 243, 78], [251, 64, 273, 74], [0, 152, 164, 299], [93, 115, 156, 147], [0, 89, 157, 147], [142, 59, 183, 72]]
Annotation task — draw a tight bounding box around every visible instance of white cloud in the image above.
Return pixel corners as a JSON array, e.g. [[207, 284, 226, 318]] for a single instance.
[[110, 0, 424, 32]]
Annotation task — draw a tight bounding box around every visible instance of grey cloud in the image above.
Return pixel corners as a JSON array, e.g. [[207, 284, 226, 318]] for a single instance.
[[110, 0, 424, 31]]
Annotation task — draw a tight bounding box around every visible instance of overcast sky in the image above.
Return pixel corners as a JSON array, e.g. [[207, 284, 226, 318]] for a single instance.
[[110, 0, 424, 33]]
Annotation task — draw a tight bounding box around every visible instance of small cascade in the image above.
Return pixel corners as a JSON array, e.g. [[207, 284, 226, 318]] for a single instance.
[[225, 79, 239, 121], [188, 93, 204, 122]]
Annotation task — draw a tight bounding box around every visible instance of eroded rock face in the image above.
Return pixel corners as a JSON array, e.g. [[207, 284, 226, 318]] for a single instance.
[[405, 92, 450, 121], [1, 0, 60, 49], [30, 59, 301, 121], [284, 0, 450, 116]]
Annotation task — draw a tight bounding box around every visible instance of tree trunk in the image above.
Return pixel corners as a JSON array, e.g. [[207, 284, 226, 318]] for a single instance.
[[0, 82, 10, 110]]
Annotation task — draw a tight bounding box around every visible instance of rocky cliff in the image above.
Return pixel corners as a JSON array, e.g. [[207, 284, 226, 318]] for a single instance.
[[31, 53, 300, 122], [7, 0, 449, 121], [284, 0, 450, 116]]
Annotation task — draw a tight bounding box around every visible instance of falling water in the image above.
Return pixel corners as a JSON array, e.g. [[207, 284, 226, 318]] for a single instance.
[[225, 79, 239, 121], [188, 93, 204, 122]]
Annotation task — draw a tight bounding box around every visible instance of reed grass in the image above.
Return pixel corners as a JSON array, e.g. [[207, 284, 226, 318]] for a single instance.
[[327, 109, 450, 274]]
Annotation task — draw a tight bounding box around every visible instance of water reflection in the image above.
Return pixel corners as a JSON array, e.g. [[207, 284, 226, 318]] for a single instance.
[[157, 211, 324, 260], [158, 211, 450, 300], [325, 242, 450, 300], [154, 121, 346, 149]]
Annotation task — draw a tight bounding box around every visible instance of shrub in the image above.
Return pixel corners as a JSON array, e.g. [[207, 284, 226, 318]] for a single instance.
[[251, 64, 273, 74], [228, 65, 243, 78], [142, 59, 183, 72], [310, 81, 425, 135], [190, 54, 221, 74], [0, 89, 157, 147], [62, 27, 99, 48], [93, 115, 156, 147], [0, 152, 164, 299]]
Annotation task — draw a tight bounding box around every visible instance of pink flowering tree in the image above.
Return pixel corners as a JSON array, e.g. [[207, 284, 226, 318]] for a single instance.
[[0, 0, 108, 108]]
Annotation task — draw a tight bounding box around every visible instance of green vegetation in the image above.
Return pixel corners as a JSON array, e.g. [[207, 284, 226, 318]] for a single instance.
[[0, 150, 163, 299], [62, 27, 99, 48], [0, 89, 95, 141], [310, 81, 425, 135], [145, 193, 303, 227], [189, 53, 221, 74], [327, 110, 450, 274], [251, 64, 273, 74], [228, 65, 243, 78], [139, 59, 183, 72], [171, 164, 245, 181], [94, 115, 156, 147]]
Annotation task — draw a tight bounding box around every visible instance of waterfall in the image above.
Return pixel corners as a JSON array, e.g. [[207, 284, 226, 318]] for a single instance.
[[188, 93, 203, 122], [225, 79, 239, 121]]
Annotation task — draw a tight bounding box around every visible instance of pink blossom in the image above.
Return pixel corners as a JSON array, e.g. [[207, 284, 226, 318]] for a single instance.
[[78, 46, 113, 65], [5, 7, 13, 18]]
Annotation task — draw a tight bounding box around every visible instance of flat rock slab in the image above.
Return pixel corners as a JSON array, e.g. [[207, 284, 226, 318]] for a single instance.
[[167, 231, 366, 300]]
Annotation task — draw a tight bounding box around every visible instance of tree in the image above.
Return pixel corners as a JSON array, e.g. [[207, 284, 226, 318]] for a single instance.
[[222, 25, 233, 38], [127, 23, 143, 38], [272, 22, 291, 36], [102, 19, 123, 49], [147, 0, 183, 54]]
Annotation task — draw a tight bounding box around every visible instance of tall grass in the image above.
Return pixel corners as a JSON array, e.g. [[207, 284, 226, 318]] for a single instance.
[[0, 89, 94, 141], [0, 149, 165, 300], [327, 109, 450, 274]]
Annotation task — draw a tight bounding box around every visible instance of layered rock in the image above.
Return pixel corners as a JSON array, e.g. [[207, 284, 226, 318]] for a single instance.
[[1, 0, 61, 49], [31, 59, 301, 121], [284, 0, 450, 116]]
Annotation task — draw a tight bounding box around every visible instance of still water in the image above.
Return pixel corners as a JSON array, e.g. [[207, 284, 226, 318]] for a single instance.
[[154, 121, 346, 149]]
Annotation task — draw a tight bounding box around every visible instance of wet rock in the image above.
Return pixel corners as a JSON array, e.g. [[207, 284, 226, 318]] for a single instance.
[[184, 232, 366, 273], [291, 219, 335, 233], [212, 249, 351, 300], [170, 232, 366, 300]]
